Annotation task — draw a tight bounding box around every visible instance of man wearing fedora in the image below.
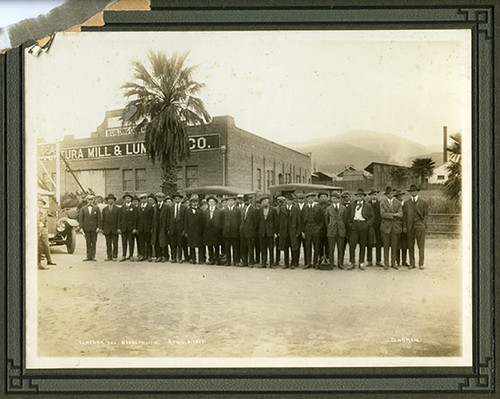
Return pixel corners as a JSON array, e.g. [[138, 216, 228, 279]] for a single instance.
[[168, 193, 187, 263], [278, 194, 301, 269], [154, 192, 169, 262], [366, 188, 382, 267], [184, 196, 204, 264], [380, 186, 403, 270], [341, 191, 352, 264], [203, 196, 223, 265], [101, 194, 120, 261], [395, 190, 409, 267], [256, 195, 278, 268], [118, 192, 138, 261], [317, 191, 330, 266], [273, 195, 286, 266], [239, 194, 258, 267], [79, 194, 101, 261], [221, 194, 241, 266], [347, 189, 375, 270], [403, 184, 429, 269], [301, 192, 322, 269], [324, 192, 348, 269], [137, 193, 155, 261]]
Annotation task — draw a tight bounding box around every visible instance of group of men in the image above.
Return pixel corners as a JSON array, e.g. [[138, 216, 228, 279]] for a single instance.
[[74, 184, 428, 271]]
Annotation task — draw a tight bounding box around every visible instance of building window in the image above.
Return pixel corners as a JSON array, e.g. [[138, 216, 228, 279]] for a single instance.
[[186, 166, 198, 188], [176, 166, 184, 189], [135, 168, 146, 191], [123, 169, 134, 191], [278, 173, 284, 184], [285, 173, 291, 183], [437, 175, 445, 180], [266, 170, 272, 190], [302, 175, 306, 183], [296, 175, 301, 183], [270, 170, 275, 187], [257, 168, 262, 190]]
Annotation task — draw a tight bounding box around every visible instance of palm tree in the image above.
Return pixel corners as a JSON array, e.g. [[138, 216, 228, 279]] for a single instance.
[[122, 51, 211, 195], [443, 133, 461, 203], [410, 157, 436, 187]]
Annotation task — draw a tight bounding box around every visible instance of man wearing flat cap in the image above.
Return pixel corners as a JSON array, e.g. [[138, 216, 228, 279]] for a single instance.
[[403, 184, 428, 269], [79, 194, 101, 261], [347, 188, 375, 270], [366, 188, 382, 267], [380, 186, 403, 270], [118, 192, 138, 261], [101, 194, 120, 261], [301, 192, 322, 268], [168, 193, 187, 263]]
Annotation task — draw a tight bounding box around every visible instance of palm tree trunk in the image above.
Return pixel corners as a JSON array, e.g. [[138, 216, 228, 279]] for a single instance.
[[161, 161, 178, 196]]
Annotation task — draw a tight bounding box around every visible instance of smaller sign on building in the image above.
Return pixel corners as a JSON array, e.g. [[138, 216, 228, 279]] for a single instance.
[[105, 127, 133, 137], [37, 143, 57, 159], [188, 134, 220, 151]]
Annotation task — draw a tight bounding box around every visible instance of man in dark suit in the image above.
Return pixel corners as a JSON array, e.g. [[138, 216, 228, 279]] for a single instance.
[[341, 191, 352, 264], [184, 196, 204, 264], [118, 192, 138, 261], [203, 196, 223, 265], [273, 196, 286, 266], [317, 191, 330, 265], [295, 193, 306, 263], [380, 186, 403, 270], [137, 193, 155, 261], [403, 184, 429, 269], [238, 194, 258, 267], [154, 192, 169, 262], [324, 192, 348, 269], [168, 193, 186, 263], [101, 193, 120, 261], [256, 195, 278, 268], [301, 192, 322, 269], [366, 188, 382, 267], [278, 194, 301, 269], [79, 194, 101, 261], [221, 195, 241, 266], [347, 188, 375, 270]]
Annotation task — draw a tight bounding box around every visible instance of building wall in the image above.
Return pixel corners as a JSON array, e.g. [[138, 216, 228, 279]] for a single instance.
[[225, 117, 311, 193], [371, 164, 419, 190]]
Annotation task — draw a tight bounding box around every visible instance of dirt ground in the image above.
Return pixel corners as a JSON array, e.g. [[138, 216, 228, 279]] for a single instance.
[[37, 235, 463, 359]]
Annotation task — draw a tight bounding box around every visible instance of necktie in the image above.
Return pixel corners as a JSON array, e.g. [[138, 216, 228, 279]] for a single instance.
[[175, 204, 178, 219], [356, 201, 362, 211]]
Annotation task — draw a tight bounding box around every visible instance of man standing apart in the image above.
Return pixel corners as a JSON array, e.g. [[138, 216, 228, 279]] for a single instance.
[[79, 194, 101, 262], [404, 184, 428, 269], [118, 192, 137, 261], [256, 195, 278, 268], [347, 189, 374, 270], [324, 192, 347, 269], [380, 186, 403, 270], [101, 194, 120, 261]]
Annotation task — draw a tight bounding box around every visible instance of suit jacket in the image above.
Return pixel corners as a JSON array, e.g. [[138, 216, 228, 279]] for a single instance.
[[79, 204, 101, 232], [256, 206, 278, 238], [317, 202, 329, 236], [184, 206, 204, 247], [240, 204, 258, 239], [168, 203, 186, 235], [101, 205, 120, 234], [278, 204, 301, 250], [203, 207, 222, 245], [157, 202, 169, 247], [301, 203, 323, 236], [221, 206, 241, 238], [369, 199, 382, 229], [324, 204, 348, 238], [347, 201, 375, 228], [137, 204, 155, 233], [118, 203, 138, 233], [403, 197, 429, 231], [379, 197, 403, 235]]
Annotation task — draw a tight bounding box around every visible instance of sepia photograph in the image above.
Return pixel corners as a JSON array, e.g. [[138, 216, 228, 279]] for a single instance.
[[25, 29, 472, 369]]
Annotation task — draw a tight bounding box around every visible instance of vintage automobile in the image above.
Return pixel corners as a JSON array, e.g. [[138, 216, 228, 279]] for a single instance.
[[268, 183, 344, 201], [39, 189, 79, 254]]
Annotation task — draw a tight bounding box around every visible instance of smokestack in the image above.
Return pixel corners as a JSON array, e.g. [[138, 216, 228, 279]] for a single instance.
[[443, 126, 448, 163]]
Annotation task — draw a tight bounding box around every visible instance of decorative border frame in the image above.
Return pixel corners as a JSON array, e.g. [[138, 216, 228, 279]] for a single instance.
[[1, 1, 496, 396]]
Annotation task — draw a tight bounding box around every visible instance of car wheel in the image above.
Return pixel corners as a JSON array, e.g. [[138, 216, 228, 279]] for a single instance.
[[66, 228, 76, 254]]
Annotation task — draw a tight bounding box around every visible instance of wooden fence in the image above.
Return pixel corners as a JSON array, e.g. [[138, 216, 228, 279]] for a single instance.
[[427, 213, 461, 237]]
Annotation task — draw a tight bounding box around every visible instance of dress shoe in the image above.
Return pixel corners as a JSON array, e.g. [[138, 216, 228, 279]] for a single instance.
[[104, 258, 112, 262], [83, 258, 91, 262], [148, 258, 153, 262], [419, 265, 425, 270], [346, 263, 355, 270], [155, 257, 163, 262], [391, 264, 399, 270], [384, 264, 389, 270], [38, 264, 49, 270], [376, 262, 383, 267], [359, 263, 365, 270], [303, 264, 312, 269], [47, 262, 57, 265], [119, 257, 127, 262], [408, 265, 416, 269], [339, 264, 345, 270], [366, 261, 373, 267]]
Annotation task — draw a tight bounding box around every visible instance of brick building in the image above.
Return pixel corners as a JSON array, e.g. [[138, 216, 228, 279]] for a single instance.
[[38, 110, 311, 200]]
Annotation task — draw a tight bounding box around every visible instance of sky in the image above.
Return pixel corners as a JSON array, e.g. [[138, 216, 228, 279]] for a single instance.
[[25, 29, 470, 149]]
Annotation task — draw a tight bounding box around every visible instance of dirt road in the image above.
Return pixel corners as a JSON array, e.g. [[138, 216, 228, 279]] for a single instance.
[[37, 235, 463, 359]]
